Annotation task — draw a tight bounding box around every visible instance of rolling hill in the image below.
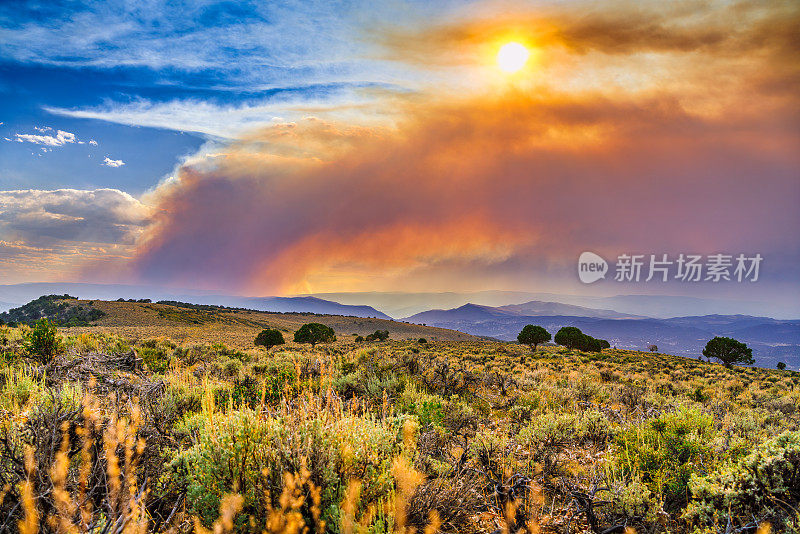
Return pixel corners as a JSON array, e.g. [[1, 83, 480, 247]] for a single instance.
[[0, 283, 390, 319], [4, 296, 476, 348]]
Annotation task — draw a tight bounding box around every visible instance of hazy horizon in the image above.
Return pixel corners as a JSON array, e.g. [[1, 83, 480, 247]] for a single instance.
[[1, 281, 799, 320]]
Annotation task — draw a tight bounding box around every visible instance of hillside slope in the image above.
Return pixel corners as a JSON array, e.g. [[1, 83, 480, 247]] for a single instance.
[[0, 283, 391, 318], [60, 298, 477, 347]]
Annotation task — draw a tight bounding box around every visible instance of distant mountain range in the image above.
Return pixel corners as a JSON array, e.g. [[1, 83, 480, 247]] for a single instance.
[[309, 290, 800, 319], [407, 301, 644, 323], [183, 295, 391, 320], [403, 302, 800, 369]]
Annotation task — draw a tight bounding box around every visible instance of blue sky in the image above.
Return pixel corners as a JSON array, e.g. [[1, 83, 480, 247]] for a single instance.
[[0, 59, 209, 194], [0, 0, 462, 194]]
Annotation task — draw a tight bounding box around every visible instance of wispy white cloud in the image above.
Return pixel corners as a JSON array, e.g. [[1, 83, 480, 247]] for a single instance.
[[11, 128, 103, 155], [15, 129, 76, 147], [0, 0, 398, 83], [46, 99, 270, 139], [44, 86, 404, 139], [4, 0, 442, 141], [102, 156, 125, 167]]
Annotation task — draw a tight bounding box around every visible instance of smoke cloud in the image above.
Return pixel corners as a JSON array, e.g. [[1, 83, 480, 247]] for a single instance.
[[85, 0, 800, 297]]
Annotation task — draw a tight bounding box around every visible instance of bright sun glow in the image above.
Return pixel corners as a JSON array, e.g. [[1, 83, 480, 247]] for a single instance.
[[497, 42, 529, 73]]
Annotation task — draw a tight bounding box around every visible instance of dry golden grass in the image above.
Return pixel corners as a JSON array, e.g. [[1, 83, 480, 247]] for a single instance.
[[63, 300, 477, 349]]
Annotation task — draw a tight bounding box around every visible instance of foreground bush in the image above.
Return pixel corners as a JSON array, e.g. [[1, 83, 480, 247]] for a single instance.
[[613, 406, 717, 512], [137, 337, 175, 373], [172, 402, 403, 531], [0, 392, 154, 532], [684, 430, 800, 533], [23, 318, 62, 364]]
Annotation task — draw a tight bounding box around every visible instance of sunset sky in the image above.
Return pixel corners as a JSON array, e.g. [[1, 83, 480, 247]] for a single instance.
[[1, 0, 798, 315]]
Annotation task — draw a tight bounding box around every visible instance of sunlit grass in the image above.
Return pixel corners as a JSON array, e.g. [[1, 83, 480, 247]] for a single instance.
[[0, 326, 797, 532]]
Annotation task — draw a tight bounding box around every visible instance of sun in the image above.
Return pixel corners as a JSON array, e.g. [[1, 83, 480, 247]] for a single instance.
[[497, 42, 529, 73]]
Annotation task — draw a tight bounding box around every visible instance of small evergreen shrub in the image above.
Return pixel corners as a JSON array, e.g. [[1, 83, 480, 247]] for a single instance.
[[365, 329, 390, 342], [254, 328, 285, 348], [23, 319, 62, 364], [137, 339, 173, 373], [294, 323, 336, 347], [613, 406, 717, 512], [684, 430, 800, 533]]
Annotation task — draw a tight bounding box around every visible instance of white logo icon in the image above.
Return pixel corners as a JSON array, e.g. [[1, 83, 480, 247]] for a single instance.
[[578, 252, 608, 283]]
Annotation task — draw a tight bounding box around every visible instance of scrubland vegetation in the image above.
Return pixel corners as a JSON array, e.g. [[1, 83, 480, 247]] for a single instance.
[[46, 298, 473, 349], [0, 303, 798, 533]]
